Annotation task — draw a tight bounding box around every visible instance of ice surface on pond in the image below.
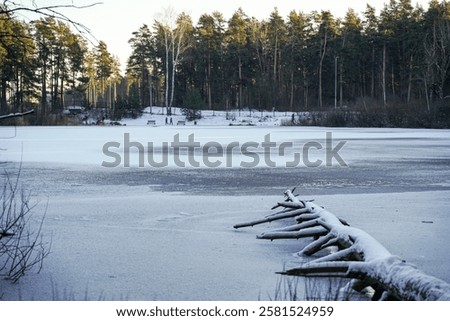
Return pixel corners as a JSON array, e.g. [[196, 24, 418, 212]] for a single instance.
[[1, 124, 449, 169], [0, 124, 449, 300]]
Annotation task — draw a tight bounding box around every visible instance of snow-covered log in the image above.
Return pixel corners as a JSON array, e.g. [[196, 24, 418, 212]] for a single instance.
[[234, 189, 450, 301], [0, 109, 34, 120]]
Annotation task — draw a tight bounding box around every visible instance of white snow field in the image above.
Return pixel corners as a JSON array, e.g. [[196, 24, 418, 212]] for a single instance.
[[0, 115, 449, 300]]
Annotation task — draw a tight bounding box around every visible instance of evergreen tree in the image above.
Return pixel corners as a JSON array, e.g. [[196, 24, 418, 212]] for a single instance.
[[0, 17, 35, 114], [127, 24, 155, 108], [95, 41, 114, 107], [314, 11, 339, 108], [226, 8, 249, 110], [340, 9, 364, 104], [286, 10, 311, 110], [268, 8, 288, 108]]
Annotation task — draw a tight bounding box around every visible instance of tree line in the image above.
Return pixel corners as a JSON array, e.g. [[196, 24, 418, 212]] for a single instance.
[[0, 1, 120, 123], [1, 0, 450, 127]]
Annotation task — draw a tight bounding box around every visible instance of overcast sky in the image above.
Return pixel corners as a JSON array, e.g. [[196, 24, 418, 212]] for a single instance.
[[27, 0, 432, 71]]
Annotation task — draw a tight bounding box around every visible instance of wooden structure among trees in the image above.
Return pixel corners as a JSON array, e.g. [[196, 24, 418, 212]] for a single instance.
[[234, 189, 450, 301]]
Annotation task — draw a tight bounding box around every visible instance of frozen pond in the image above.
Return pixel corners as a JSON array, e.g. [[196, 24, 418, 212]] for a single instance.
[[0, 126, 449, 300]]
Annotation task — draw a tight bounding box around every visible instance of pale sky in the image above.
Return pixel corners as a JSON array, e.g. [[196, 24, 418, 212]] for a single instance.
[[28, 0, 432, 72]]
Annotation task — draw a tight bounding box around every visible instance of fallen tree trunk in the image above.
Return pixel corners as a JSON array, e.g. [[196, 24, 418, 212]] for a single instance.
[[234, 189, 450, 301], [0, 109, 34, 120]]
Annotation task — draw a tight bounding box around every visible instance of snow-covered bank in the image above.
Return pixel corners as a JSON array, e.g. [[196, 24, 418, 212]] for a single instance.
[[121, 107, 292, 127]]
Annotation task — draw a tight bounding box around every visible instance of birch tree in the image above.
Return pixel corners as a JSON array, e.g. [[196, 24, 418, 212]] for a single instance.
[[155, 8, 193, 114]]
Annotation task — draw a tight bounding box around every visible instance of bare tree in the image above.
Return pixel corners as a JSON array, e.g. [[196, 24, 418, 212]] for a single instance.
[[155, 8, 174, 112], [169, 13, 192, 109], [155, 7, 192, 114], [0, 168, 50, 282]]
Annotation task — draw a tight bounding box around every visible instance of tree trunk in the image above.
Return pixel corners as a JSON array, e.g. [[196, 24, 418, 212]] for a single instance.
[[303, 68, 309, 109], [238, 54, 242, 111], [164, 31, 170, 111], [1, 78, 8, 114], [208, 54, 212, 110], [170, 36, 176, 108], [334, 56, 338, 109], [371, 46, 375, 98], [318, 32, 327, 108], [149, 70, 153, 110], [391, 63, 395, 98], [382, 43, 387, 106], [424, 77, 430, 113], [41, 64, 47, 115], [407, 54, 413, 103], [60, 68, 65, 109], [273, 34, 278, 107], [290, 68, 294, 111], [339, 59, 343, 108]]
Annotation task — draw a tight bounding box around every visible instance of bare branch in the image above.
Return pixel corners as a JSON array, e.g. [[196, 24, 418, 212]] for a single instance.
[[1, 1, 103, 44], [233, 207, 310, 229], [257, 226, 328, 240]]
